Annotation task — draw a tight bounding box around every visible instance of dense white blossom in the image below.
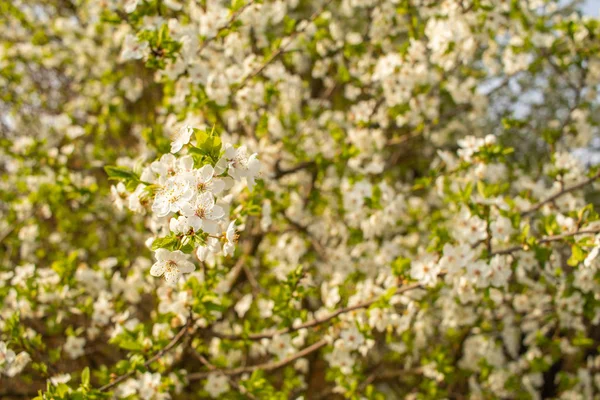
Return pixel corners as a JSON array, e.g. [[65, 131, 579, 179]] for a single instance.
[[3, 0, 600, 398]]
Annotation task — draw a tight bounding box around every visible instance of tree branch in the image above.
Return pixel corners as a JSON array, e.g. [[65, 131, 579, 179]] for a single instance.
[[521, 171, 600, 216], [197, 0, 256, 55], [234, 0, 333, 92], [98, 317, 192, 392], [188, 339, 328, 380], [272, 160, 316, 179], [490, 227, 600, 256], [191, 349, 258, 400], [212, 282, 421, 341]]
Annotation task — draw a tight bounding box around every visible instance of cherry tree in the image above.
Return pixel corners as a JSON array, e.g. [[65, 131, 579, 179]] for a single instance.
[[2, 0, 600, 399]]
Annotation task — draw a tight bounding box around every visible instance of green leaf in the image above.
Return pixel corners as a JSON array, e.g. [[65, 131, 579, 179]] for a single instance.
[[568, 244, 585, 267], [81, 367, 90, 386], [114, 336, 144, 351], [104, 166, 140, 191], [151, 235, 179, 251], [195, 129, 209, 147], [391, 257, 411, 277]]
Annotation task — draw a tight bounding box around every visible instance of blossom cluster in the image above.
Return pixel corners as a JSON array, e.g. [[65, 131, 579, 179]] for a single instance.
[[111, 125, 260, 284]]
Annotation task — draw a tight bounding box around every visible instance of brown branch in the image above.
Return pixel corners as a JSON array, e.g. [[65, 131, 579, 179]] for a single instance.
[[0, 391, 39, 398], [191, 350, 258, 400], [358, 366, 423, 392], [188, 339, 328, 380], [212, 220, 600, 345], [521, 171, 600, 216], [212, 282, 422, 341], [283, 214, 328, 261], [98, 317, 192, 392], [490, 227, 600, 256], [272, 160, 316, 179], [197, 0, 256, 55], [234, 0, 334, 92], [242, 264, 261, 295]]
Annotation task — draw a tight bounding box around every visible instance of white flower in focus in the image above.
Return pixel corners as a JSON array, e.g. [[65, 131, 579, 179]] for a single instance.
[[152, 178, 194, 217], [170, 125, 194, 154], [151, 153, 192, 181], [110, 182, 128, 211], [205, 373, 230, 398], [216, 144, 261, 190], [169, 215, 191, 235], [184, 164, 226, 195], [196, 237, 221, 262], [224, 221, 237, 256], [150, 249, 196, 284], [180, 192, 225, 234]]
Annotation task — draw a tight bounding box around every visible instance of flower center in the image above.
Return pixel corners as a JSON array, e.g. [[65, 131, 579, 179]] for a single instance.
[[166, 261, 178, 272]]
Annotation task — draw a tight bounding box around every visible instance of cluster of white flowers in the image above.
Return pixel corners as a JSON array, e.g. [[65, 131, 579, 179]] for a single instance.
[[116, 372, 171, 400], [112, 127, 260, 284]]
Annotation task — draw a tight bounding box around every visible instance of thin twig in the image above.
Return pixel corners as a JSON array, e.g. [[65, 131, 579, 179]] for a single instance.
[[98, 317, 192, 392], [234, 0, 333, 91], [191, 349, 258, 400], [197, 0, 256, 55], [283, 214, 328, 261], [490, 227, 600, 256], [272, 160, 316, 179], [521, 171, 600, 216], [212, 282, 421, 341], [242, 264, 261, 295], [188, 339, 328, 380]]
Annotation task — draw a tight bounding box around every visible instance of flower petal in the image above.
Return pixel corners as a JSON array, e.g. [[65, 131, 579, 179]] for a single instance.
[[150, 262, 166, 277], [155, 248, 170, 261], [202, 219, 219, 235], [164, 270, 180, 285], [199, 164, 214, 182], [178, 261, 195, 273], [207, 205, 225, 220]]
